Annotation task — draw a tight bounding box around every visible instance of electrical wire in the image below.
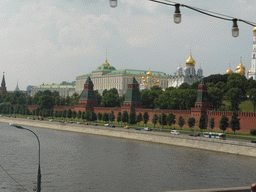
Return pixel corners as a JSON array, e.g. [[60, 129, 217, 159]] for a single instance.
[[0, 163, 29, 191], [149, 0, 256, 27]]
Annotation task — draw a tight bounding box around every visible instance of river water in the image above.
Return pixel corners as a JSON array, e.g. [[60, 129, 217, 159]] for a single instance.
[[0, 122, 256, 192]]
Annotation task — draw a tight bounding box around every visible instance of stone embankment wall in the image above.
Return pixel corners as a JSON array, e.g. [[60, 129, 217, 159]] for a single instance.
[[1, 117, 256, 158]]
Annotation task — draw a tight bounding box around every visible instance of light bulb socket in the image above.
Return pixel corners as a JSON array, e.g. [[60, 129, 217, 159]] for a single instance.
[[232, 18, 238, 28], [174, 4, 180, 13]]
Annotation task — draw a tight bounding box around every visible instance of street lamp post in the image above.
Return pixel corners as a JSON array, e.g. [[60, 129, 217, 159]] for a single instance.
[[9, 123, 41, 192]]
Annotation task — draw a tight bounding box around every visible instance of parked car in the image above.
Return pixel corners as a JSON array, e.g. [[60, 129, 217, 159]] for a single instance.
[[49, 119, 54, 122], [12, 115, 16, 118], [189, 132, 200, 137], [171, 130, 180, 135], [92, 123, 98, 126], [135, 128, 142, 131], [109, 124, 115, 128], [251, 140, 256, 143], [84, 122, 89, 125], [0, 115, 2, 117], [27, 117, 31, 119], [76, 122, 81, 124], [32, 117, 35, 120], [104, 123, 110, 127], [143, 127, 151, 131]]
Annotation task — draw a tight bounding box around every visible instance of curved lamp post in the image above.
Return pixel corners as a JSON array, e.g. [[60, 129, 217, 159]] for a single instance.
[[9, 123, 41, 192]]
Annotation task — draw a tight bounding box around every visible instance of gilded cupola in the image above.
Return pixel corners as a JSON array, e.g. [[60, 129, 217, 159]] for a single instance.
[[102, 59, 110, 66], [248, 68, 252, 73], [253, 27, 256, 36], [186, 53, 195, 66], [225, 68, 233, 75], [236, 62, 245, 75], [146, 70, 152, 76]]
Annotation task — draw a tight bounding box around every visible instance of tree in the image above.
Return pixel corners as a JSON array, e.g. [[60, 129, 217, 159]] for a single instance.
[[247, 88, 256, 112], [101, 92, 119, 107], [143, 111, 149, 126], [58, 111, 63, 118], [77, 110, 82, 119], [54, 110, 59, 118], [198, 114, 207, 131], [187, 117, 195, 130], [32, 109, 36, 116], [109, 111, 115, 122], [97, 112, 102, 121], [91, 111, 97, 122], [230, 111, 240, 134], [102, 113, 109, 122], [167, 113, 176, 129], [63, 109, 67, 119], [178, 116, 185, 129], [85, 111, 91, 121], [158, 113, 167, 128], [219, 115, 229, 133], [82, 112, 86, 121], [117, 112, 122, 124], [72, 111, 77, 119], [38, 95, 55, 110], [136, 113, 142, 125], [67, 109, 72, 119], [122, 111, 129, 123], [225, 88, 244, 111], [209, 117, 215, 131], [178, 83, 190, 89], [208, 87, 224, 110], [129, 111, 136, 125], [152, 114, 158, 128]]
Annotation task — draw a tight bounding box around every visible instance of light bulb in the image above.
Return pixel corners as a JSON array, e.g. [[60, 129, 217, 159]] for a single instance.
[[109, 0, 117, 8], [174, 4, 181, 24], [232, 19, 239, 37]]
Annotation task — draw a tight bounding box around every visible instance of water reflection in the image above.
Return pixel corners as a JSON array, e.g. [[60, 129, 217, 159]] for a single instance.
[[0, 123, 255, 191]]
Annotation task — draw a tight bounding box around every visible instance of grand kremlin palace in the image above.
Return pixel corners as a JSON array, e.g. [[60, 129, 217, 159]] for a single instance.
[[75, 60, 170, 96]]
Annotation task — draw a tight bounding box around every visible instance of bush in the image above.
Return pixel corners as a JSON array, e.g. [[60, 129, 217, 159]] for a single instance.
[[250, 129, 256, 136]]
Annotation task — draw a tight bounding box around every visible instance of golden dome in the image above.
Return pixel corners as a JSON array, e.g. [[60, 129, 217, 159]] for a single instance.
[[157, 80, 160, 83], [98, 66, 101, 70], [186, 54, 195, 66], [102, 59, 110, 66], [225, 68, 233, 75], [236, 62, 245, 70], [141, 76, 145, 79], [254, 27, 256, 36], [146, 70, 152, 76], [254, 27, 256, 32], [236, 62, 245, 75], [147, 76, 150, 79], [143, 80, 146, 83], [248, 69, 252, 73]]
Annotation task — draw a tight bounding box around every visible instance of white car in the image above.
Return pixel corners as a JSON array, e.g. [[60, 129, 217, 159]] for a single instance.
[[171, 130, 180, 135], [49, 119, 54, 122]]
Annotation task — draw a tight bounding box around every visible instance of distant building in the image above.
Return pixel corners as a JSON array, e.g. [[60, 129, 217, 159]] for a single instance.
[[14, 81, 20, 92], [248, 27, 256, 79], [60, 81, 76, 85], [168, 52, 203, 88], [30, 83, 76, 97], [27, 85, 35, 94], [0, 72, 7, 94], [76, 59, 170, 96]]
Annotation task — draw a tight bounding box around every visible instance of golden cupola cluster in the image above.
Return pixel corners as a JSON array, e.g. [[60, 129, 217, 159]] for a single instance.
[[253, 27, 256, 36], [236, 62, 245, 75], [248, 68, 252, 74], [146, 70, 152, 76], [186, 54, 195, 66]]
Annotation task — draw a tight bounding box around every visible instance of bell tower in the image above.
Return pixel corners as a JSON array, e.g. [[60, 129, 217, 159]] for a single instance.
[[0, 72, 7, 94]]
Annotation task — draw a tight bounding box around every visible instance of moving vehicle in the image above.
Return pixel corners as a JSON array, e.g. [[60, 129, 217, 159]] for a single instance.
[[92, 123, 98, 126], [171, 130, 180, 135], [251, 140, 256, 143], [189, 132, 200, 137], [203, 132, 226, 140], [84, 122, 89, 125], [37, 116, 43, 120], [49, 119, 54, 122]]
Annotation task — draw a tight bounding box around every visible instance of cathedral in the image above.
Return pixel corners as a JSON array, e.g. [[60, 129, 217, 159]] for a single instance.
[[248, 27, 256, 79], [168, 52, 203, 88]]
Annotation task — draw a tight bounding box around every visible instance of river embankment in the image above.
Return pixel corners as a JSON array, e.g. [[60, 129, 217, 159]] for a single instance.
[[1, 117, 256, 158]]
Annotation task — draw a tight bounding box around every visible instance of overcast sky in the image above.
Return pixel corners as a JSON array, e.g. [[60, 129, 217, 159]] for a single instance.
[[1, 0, 256, 91]]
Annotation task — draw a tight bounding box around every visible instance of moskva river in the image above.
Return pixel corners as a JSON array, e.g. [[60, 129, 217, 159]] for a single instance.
[[0, 122, 256, 192]]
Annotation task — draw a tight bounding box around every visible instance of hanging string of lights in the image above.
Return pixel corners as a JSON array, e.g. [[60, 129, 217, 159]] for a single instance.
[[109, 0, 256, 37]]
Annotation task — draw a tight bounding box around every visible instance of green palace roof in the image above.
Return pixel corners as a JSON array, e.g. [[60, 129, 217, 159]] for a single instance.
[[34, 84, 76, 89], [77, 69, 171, 78]]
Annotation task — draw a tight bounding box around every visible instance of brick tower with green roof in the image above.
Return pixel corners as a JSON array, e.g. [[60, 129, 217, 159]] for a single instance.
[[79, 76, 98, 111], [0, 72, 7, 94], [121, 77, 142, 113], [191, 78, 212, 125]]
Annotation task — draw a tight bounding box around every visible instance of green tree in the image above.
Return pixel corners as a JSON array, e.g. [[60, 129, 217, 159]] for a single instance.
[[38, 95, 55, 110], [226, 73, 247, 95], [67, 109, 72, 119], [77, 110, 82, 119], [82, 112, 86, 121], [109, 111, 115, 122], [158, 113, 167, 128], [167, 113, 176, 128], [63, 109, 67, 119], [209, 117, 215, 131], [187, 117, 195, 130], [91, 111, 97, 122], [247, 88, 256, 112], [58, 111, 63, 118], [117, 112, 122, 124], [54, 110, 59, 118], [178, 83, 190, 89], [219, 115, 229, 133], [102, 113, 109, 122], [129, 111, 136, 125], [225, 88, 244, 111], [97, 112, 102, 121], [208, 87, 224, 110], [143, 111, 149, 126], [85, 111, 91, 121], [198, 114, 207, 131], [229, 111, 240, 134], [72, 111, 77, 119], [101, 92, 119, 107], [152, 114, 158, 128], [136, 113, 142, 125], [122, 111, 129, 123], [178, 116, 185, 129]]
